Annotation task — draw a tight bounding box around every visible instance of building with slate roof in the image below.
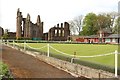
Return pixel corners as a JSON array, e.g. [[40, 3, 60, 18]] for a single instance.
[[69, 28, 120, 44]]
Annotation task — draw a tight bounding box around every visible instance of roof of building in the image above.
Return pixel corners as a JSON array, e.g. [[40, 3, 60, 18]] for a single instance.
[[84, 35, 98, 38], [105, 34, 120, 38], [85, 34, 120, 38]]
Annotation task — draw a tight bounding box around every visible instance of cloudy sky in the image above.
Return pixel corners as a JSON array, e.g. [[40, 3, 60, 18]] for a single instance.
[[0, 0, 119, 32]]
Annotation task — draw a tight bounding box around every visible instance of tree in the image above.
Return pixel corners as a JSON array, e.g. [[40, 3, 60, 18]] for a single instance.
[[69, 15, 83, 35], [69, 21, 77, 35], [81, 13, 97, 35], [98, 12, 118, 27], [81, 12, 116, 36], [112, 16, 120, 34], [97, 12, 118, 32], [107, 12, 118, 28], [2, 29, 9, 39], [97, 14, 112, 30], [2, 33, 8, 39]]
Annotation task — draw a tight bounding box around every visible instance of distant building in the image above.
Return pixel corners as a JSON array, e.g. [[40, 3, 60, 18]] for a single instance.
[[8, 32, 16, 38], [69, 28, 120, 44], [0, 26, 4, 37]]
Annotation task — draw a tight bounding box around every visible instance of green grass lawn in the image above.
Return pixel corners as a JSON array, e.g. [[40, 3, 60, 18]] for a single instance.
[[14, 42, 119, 67]]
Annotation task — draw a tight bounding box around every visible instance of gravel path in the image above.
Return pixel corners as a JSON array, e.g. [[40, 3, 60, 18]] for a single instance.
[[1, 45, 75, 78]]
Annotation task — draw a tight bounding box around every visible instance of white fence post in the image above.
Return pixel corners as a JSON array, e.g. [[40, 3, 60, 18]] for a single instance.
[[13, 40, 15, 48], [47, 44, 49, 57], [115, 50, 118, 77], [7, 40, 9, 46], [71, 58, 74, 63], [24, 41, 26, 51], [71, 52, 76, 63]]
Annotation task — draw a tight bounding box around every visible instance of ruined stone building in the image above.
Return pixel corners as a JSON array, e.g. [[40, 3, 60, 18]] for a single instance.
[[48, 22, 70, 41], [16, 8, 70, 41], [0, 26, 4, 37], [16, 8, 43, 39]]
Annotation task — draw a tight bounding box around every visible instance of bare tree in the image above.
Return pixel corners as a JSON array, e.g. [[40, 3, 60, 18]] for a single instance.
[[69, 15, 83, 35], [99, 12, 118, 28], [108, 12, 118, 28], [69, 21, 77, 35]]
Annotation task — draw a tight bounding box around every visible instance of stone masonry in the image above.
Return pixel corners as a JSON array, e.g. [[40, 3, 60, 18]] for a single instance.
[[16, 8, 70, 41], [0, 26, 4, 37], [16, 8, 43, 39], [48, 22, 70, 41]]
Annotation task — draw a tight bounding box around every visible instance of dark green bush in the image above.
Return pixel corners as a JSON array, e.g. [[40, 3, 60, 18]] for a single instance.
[[0, 62, 13, 79]]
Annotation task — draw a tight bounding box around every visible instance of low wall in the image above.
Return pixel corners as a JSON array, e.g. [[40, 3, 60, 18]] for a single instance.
[[7, 44, 120, 79]]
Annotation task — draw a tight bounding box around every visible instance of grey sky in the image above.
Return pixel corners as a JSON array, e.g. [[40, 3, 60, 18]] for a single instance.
[[0, 0, 119, 32]]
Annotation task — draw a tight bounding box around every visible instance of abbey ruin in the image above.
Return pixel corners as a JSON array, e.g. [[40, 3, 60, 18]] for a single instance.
[[16, 8, 70, 41], [48, 22, 70, 41], [16, 8, 43, 39]]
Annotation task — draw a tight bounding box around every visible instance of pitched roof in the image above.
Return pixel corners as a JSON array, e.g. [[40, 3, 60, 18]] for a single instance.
[[84, 35, 98, 38], [106, 34, 120, 38]]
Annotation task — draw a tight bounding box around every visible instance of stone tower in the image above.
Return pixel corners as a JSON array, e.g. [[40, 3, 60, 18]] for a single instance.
[[64, 22, 70, 39], [16, 8, 23, 39], [25, 13, 31, 38], [36, 15, 43, 39]]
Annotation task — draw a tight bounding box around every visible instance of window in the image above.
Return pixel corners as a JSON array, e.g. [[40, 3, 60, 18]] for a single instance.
[[62, 30, 64, 37]]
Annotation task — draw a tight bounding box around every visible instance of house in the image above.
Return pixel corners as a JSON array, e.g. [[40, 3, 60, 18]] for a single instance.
[[83, 35, 99, 43], [8, 32, 16, 39], [104, 34, 120, 44], [69, 28, 120, 44]]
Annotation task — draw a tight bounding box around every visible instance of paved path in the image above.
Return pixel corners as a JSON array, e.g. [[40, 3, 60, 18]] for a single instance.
[[1, 45, 75, 78]]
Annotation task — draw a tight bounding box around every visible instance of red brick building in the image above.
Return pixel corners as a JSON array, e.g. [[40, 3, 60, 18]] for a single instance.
[[69, 28, 120, 44]]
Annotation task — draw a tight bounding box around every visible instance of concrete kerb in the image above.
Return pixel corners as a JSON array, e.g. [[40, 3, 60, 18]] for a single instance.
[[5, 44, 119, 79]]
